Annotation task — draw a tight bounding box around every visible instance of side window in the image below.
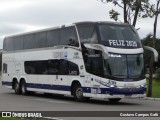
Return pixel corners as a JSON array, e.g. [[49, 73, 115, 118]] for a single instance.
[[68, 61, 79, 75], [4, 37, 14, 51], [3, 63, 7, 73], [46, 29, 60, 47], [14, 36, 23, 50], [24, 60, 79, 76], [77, 24, 97, 44], [47, 60, 59, 75], [3, 38, 7, 51], [60, 27, 79, 47], [23, 34, 35, 49], [25, 61, 36, 74], [24, 61, 47, 74], [59, 60, 69, 75], [35, 32, 47, 48]]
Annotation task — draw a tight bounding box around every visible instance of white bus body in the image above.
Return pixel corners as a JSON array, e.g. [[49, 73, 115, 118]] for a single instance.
[[2, 21, 147, 102]]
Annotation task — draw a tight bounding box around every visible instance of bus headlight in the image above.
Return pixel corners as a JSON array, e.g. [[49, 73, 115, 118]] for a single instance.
[[140, 84, 147, 88], [110, 85, 116, 88]]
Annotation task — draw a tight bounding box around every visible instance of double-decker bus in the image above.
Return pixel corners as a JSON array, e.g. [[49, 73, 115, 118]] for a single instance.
[[1, 21, 153, 102]]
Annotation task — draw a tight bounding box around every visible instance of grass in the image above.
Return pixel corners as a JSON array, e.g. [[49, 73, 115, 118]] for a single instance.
[[152, 80, 160, 98], [0, 118, 23, 120]]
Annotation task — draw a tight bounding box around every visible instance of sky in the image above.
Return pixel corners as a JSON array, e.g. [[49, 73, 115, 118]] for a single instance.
[[0, 0, 160, 49]]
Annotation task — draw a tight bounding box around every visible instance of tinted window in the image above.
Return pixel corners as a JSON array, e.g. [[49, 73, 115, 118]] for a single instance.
[[47, 60, 59, 75], [60, 27, 79, 47], [77, 24, 97, 43], [35, 32, 47, 48], [25, 59, 79, 75], [14, 36, 23, 50], [59, 60, 69, 75], [98, 24, 142, 48], [4, 37, 14, 51], [68, 61, 79, 75], [23, 34, 35, 49], [25, 61, 48, 74], [46, 29, 60, 47], [83, 49, 103, 77]]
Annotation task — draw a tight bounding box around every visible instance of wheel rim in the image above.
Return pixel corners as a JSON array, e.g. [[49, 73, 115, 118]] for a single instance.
[[15, 82, 19, 93], [76, 88, 83, 98], [22, 83, 26, 94]]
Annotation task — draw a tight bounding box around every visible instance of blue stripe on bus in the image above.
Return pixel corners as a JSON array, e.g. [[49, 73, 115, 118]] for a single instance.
[[27, 83, 71, 91], [2, 81, 12, 86], [83, 87, 146, 95], [2, 81, 146, 95]]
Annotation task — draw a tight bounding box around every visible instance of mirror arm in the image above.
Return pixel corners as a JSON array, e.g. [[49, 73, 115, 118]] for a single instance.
[[144, 46, 159, 62]]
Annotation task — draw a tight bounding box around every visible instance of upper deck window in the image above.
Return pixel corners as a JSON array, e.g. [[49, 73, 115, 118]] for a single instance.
[[60, 26, 79, 47], [77, 24, 98, 44], [98, 24, 142, 49]]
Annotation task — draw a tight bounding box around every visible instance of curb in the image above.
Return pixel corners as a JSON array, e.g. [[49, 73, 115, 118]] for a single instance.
[[140, 97, 160, 101]]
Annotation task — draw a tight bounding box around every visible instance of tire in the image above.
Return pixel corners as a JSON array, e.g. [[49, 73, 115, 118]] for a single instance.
[[108, 98, 121, 103], [20, 80, 27, 95], [14, 81, 20, 94], [73, 83, 86, 102]]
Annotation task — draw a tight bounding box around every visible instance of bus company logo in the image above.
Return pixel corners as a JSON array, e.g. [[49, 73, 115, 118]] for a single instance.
[[1, 112, 42, 118], [63, 51, 68, 58], [2, 112, 11, 117]]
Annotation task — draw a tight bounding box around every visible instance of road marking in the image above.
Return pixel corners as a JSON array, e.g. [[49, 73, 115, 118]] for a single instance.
[[46, 100, 73, 104], [24, 98, 74, 104]]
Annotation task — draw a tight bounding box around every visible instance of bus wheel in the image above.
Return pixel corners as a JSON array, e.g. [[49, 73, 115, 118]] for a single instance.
[[20, 80, 27, 95], [73, 83, 85, 102], [108, 98, 121, 103], [14, 81, 20, 94]]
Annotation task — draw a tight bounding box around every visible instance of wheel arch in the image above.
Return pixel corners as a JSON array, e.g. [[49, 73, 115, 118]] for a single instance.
[[19, 78, 26, 87], [12, 77, 18, 89], [71, 80, 82, 95]]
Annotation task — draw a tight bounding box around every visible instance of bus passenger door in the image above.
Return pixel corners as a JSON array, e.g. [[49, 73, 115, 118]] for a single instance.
[[83, 51, 103, 98], [90, 75, 102, 98]]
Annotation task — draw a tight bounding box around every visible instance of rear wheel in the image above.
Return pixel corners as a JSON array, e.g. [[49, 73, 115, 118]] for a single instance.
[[108, 98, 121, 103], [14, 81, 20, 94], [20, 80, 27, 95], [73, 83, 86, 102]]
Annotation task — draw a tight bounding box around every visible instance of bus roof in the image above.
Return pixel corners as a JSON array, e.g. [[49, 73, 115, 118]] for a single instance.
[[4, 21, 130, 39], [74, 21, 130, 26]]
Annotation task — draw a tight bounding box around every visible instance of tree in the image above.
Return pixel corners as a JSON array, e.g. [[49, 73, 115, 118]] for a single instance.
[[100, 0, 154, 27], [153, 0, 160, 48], [142, 34, 160, 97]]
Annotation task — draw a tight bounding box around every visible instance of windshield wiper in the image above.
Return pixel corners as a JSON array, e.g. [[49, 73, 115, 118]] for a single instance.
[[113, 74, 127, 77], [129, 75, 141, 78]]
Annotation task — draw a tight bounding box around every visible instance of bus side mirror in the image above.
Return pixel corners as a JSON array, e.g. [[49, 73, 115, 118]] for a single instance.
[[144, 46, 158, 62]]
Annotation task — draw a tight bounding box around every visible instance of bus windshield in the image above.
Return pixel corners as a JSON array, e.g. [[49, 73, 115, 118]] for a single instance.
[[104, 53, 145, 80], [98, 24, 142, 49]]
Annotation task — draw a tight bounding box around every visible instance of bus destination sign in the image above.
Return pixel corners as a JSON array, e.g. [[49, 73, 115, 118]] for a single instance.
[[108, 40, 138, 48]]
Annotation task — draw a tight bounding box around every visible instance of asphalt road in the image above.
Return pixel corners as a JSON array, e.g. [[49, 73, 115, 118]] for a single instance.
[[0, 82, 160, 120]]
